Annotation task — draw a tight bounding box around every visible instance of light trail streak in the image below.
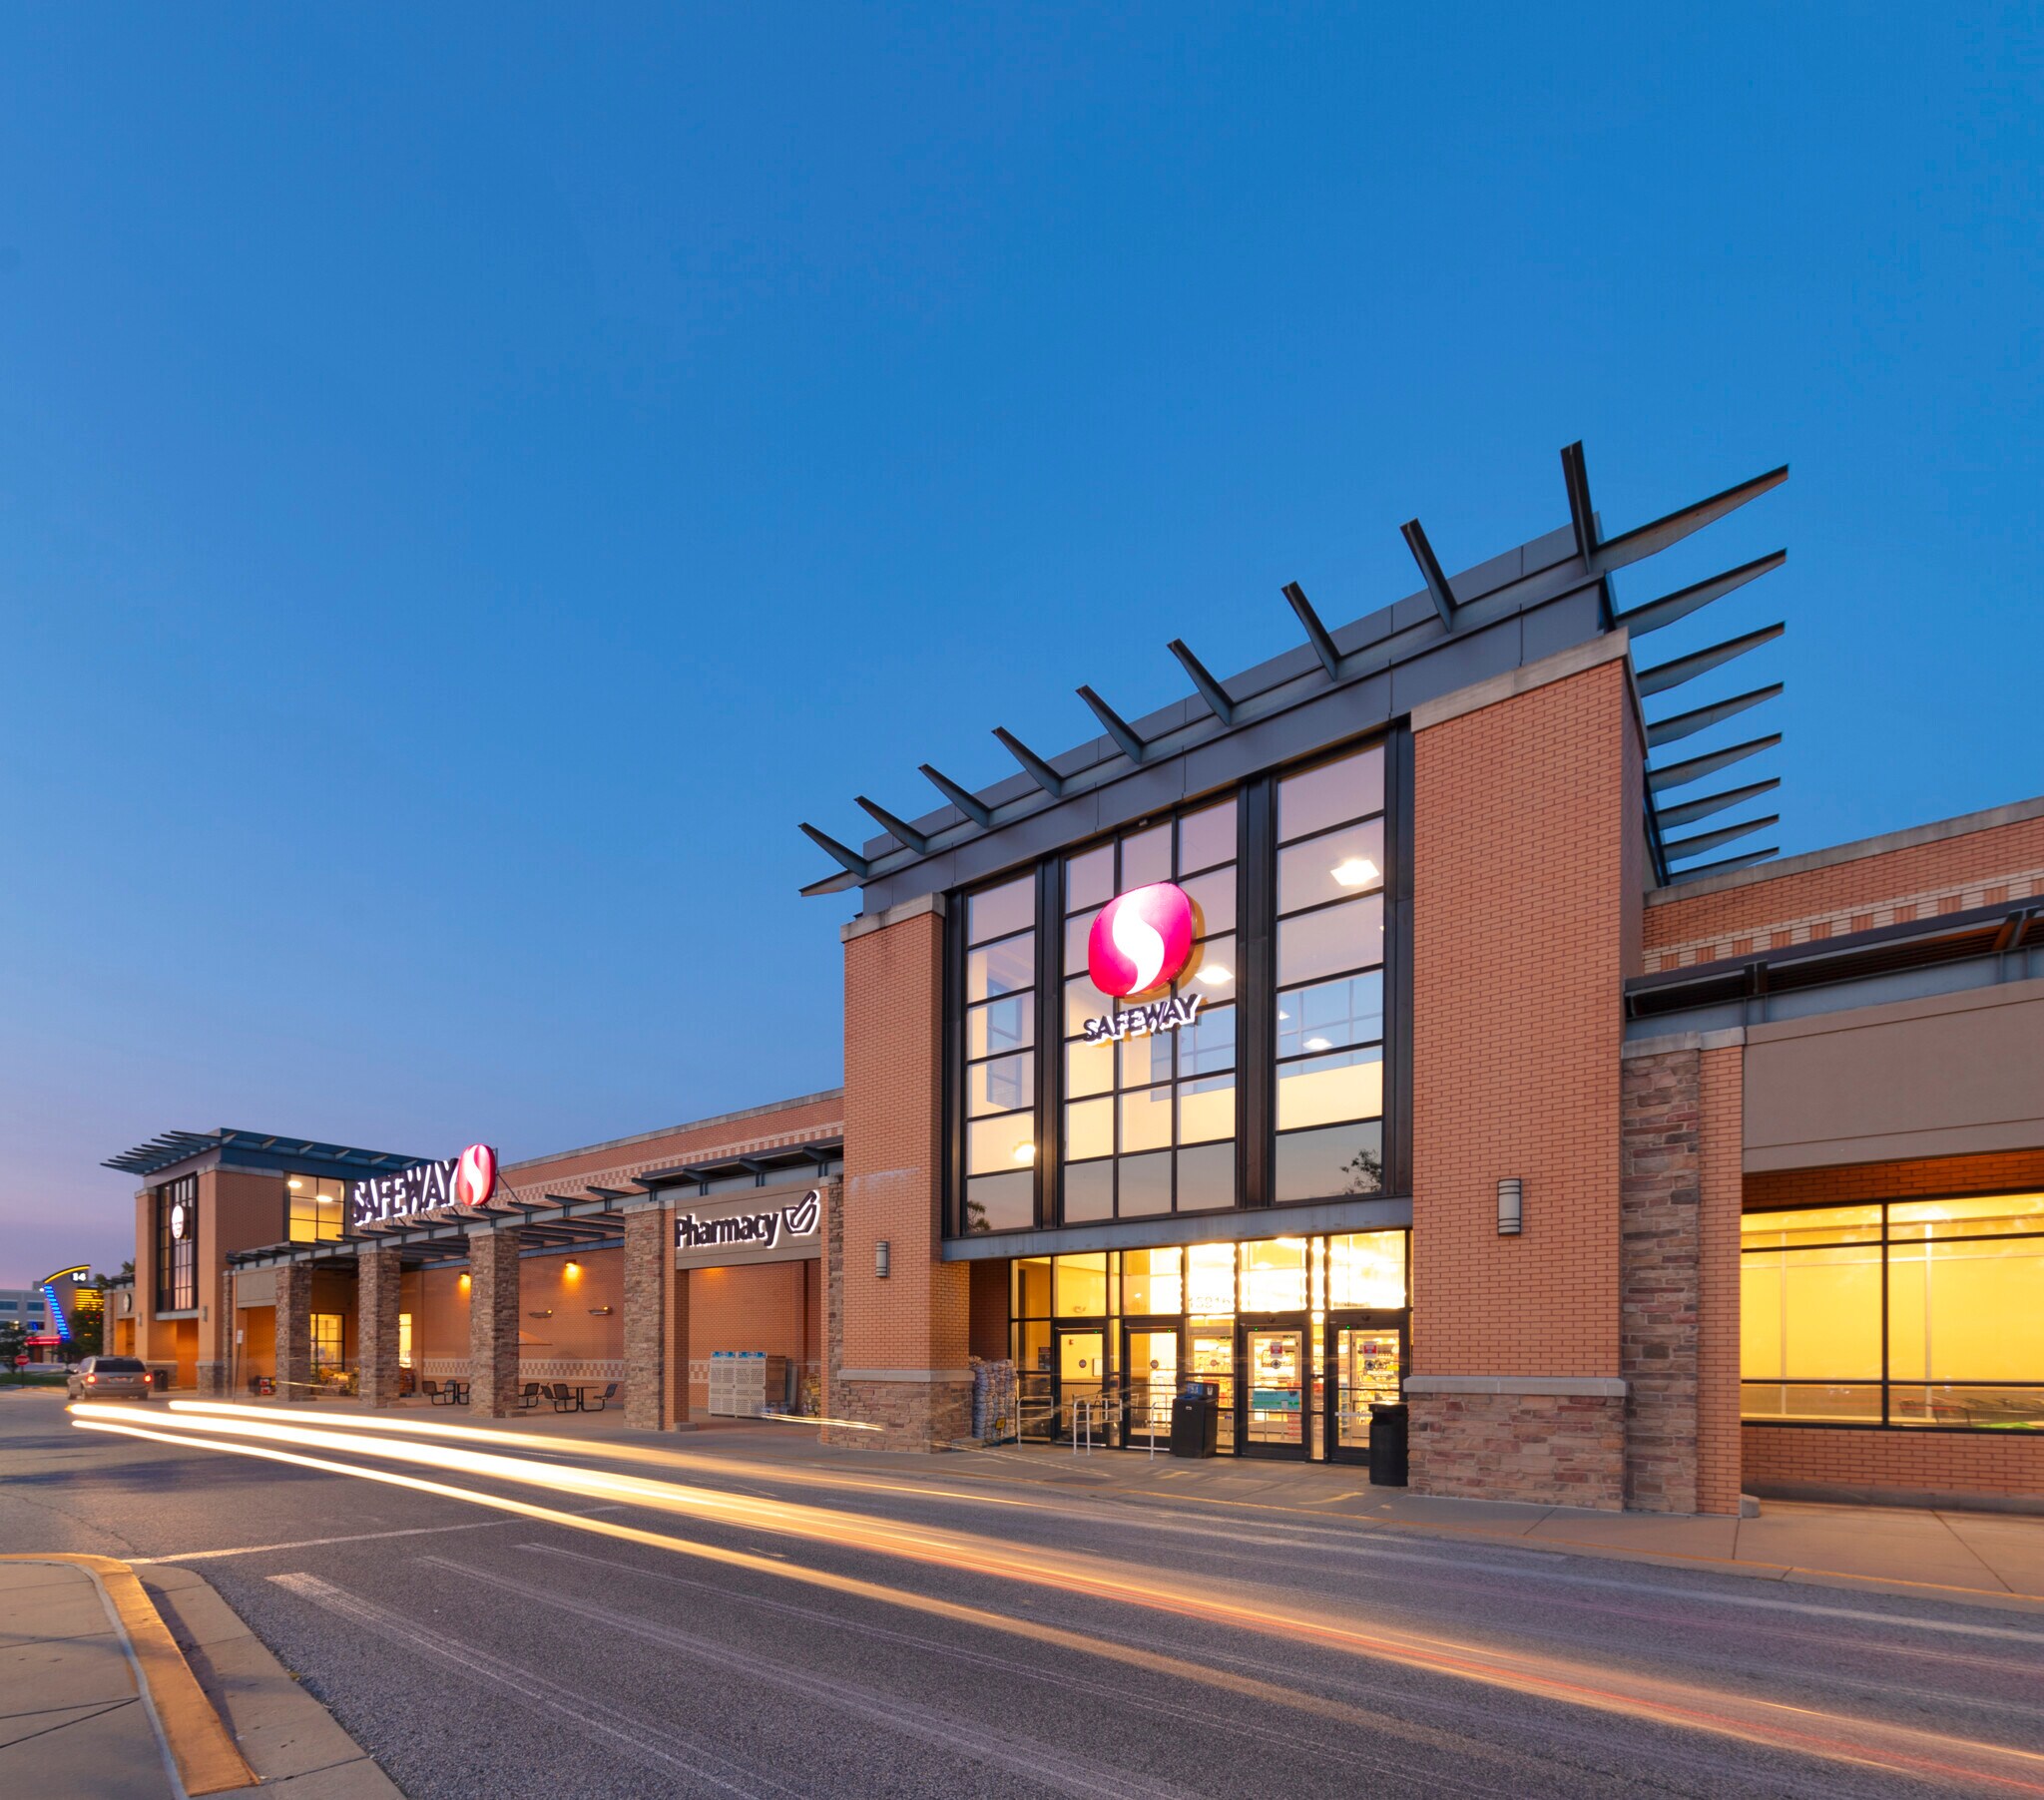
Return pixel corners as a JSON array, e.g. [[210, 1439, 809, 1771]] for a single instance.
[[161, 1400, 1033, 1512], [72, 1407, 2044, 1793]]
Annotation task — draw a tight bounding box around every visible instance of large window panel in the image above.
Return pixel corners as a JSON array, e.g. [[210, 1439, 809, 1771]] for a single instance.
[[1278, 818, 1385, 913], [1278, 743, 1384, 844], [1277, 897, 1385, 988], [968, 993, 1034, 1060], [967, 1114, 1037, 1176], [965, 1055, 1034, 1118], [1887, 1238, 2044, 1383], [968, 878, 1035, 945], [1120, 1086, 1174, 1154], [1278, 974, 1382, 1059], [1741, 1196, 2044, 1429], [1277, 1050, 1382, 1131], [965, 1171, 1034, 1235], [966, 937, 1035, 1002], [1274, 1121, 1383, 1202], [1177, 1074, 1236, 1143]]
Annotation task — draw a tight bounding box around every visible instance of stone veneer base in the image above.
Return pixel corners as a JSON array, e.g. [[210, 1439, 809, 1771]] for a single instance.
[[1408, 1390, 1626, 1510], [823, 1378, 971, 1451]]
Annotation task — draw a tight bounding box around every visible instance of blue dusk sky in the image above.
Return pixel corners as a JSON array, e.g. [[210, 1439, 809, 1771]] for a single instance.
[[1, 8, 2038, 1285]]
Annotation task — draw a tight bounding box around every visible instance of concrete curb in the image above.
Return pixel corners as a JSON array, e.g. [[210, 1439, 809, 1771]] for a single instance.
[[0, 1553, 256, 1795], [141, 1562, 404, 1797]]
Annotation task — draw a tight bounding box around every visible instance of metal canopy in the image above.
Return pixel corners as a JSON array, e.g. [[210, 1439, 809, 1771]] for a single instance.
[[637, 1134, 843, 1194], [104, 1128, 423, 1180], [224, 1187, 636, 1273], [799, 442, 1791, 898]]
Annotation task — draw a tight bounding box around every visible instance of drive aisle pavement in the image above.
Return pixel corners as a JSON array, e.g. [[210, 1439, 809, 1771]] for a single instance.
[[0, 1548, 399, 1798]]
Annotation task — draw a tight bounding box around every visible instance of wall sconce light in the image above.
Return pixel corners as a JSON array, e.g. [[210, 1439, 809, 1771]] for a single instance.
[[1497, 1177, 1523, 1236], [586, 1306, 613, 1317], [526, 1308, 554, 1318], [564, 1260, 581, 1276], [874, 1240, 891, 1279]]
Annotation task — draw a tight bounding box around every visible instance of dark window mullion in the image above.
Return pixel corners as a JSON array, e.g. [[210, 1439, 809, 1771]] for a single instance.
[[1241, 774, 1275, 1210], [1035, 857, 1060, 1230]]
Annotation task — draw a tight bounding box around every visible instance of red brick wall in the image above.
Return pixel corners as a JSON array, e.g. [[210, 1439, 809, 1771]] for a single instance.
[[1411, 659, 1634, 1380], [686, 1260, 819, 1411], [1746, 1146, 2044, 1209], [968, 1260, 1009, 1361], [1744, 1425, 2044, 1503], [499, 1097, 843, 1200], [835, 904, 971, 1446], [1645, 810, 2044, 960]]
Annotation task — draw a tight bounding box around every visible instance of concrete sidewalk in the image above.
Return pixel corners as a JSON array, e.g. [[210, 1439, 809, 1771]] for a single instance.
[[0, 1553, 398, 1797]]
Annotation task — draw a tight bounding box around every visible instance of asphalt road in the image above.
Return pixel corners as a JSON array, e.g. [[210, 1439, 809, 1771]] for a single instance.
[[6, 1390, 2044, 1800]]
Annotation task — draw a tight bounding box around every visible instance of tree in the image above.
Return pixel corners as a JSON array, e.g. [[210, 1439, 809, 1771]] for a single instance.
[[0, 1320, 27, 1381]]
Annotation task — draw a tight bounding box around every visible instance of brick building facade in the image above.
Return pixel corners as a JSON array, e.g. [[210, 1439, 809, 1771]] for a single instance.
[[108, 447, 2044, 1515]]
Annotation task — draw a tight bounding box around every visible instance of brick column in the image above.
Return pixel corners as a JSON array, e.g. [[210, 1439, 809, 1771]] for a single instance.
[[467, 1225, 521, 1417], [624, 1204, 691, 1431], [275, 1263, 312, 1402], [357, 1246, 403, 1409], [832, 899, 971, 1450]]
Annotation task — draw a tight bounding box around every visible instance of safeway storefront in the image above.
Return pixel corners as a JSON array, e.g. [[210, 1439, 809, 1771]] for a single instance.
[[107, 444, 2044, 1514]]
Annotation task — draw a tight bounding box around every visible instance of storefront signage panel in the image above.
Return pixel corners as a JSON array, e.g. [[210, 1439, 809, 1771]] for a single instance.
[[674, 1188, 823, 1271], [348, 1143, 499, 1229]]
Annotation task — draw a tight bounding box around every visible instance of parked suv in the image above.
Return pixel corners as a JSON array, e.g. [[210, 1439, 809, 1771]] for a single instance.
[[67, 1356, 153, 1400]]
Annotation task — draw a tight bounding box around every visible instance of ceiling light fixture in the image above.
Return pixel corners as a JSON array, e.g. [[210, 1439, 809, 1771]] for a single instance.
[[1331, 857, 1379, 888], [1195, 966, 1233, 985]]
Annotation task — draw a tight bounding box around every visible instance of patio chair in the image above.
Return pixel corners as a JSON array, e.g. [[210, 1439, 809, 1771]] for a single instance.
[[517, 1382, 544, 1410], [422, 1379, 449, 1406], [548, 1382, 579, 1413], [583, 1382, 619, 1413]]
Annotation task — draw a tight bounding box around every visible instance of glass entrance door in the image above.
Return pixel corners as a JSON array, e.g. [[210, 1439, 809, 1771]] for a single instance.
[[1055, 1328, 1107, 1444], [1121, 1325, 1180, 1451], [1241, 1324, 1307, 1457], [1188, 1325, 1237, 1455], [1327, 1313, 1405, 1464]]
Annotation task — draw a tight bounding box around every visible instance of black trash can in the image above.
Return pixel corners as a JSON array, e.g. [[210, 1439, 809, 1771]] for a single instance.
[[1367, 1401, 1409, 1487], [1170, 1382, 1220, 1458], [150, 1366, 170, 1393]]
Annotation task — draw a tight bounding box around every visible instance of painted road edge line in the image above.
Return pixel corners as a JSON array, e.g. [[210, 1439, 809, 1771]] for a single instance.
[[0, 1552, 257, 1795]]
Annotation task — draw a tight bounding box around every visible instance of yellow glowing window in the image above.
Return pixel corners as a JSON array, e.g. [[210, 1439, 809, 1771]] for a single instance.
[[1739, 1206, 1880, 1250], [397, 1312, 413, 1370], [1186, 1243, 1236, 1316], [1053, 1253, 1108, 1318], [1326, 1231, 1405, 1309], [1121, 1247, 1184, 1316], [1240, 1238, 1307, 1313]]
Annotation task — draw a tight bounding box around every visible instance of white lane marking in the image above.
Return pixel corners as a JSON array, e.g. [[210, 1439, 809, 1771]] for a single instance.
[[426, 1554, 1214, 1800], [266, 1573, 797, 1799], [131, 1505, 625, 1564]]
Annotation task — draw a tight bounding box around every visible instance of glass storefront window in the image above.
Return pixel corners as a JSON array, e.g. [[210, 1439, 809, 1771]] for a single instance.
[[1122, 1247, 1183, 1315], [287, 1175, 345, 1244], [1741, 1195, 2044, 1429], [1055, 794, 1241, 1224], [1013, 1257, 1052, 1320], [1186, 1243, 1237, 1315], [1054, 1254, 1109, 1318], [1327, 1231, 1404, 1308], [964, 873, 1038, 1236], [1241, 1239, 1307, 1312]]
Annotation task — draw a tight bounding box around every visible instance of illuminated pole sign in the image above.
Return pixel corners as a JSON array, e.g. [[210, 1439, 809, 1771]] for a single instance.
[[1080, 882, 1205, 1043], [348, 1143, 499, 1229], [675, 1189, 821, 1252]]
